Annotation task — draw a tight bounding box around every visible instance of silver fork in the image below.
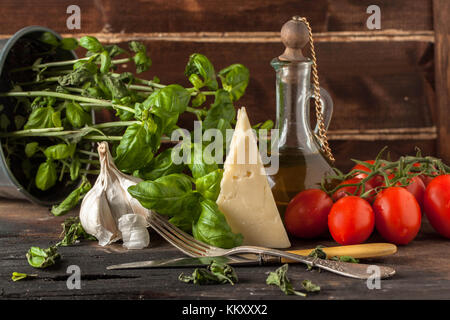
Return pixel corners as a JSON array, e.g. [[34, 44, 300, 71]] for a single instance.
[[148, 211, 395, 280]]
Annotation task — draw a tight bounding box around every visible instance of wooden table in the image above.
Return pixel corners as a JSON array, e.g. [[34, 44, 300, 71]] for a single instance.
[[1, 199, 450, 300]]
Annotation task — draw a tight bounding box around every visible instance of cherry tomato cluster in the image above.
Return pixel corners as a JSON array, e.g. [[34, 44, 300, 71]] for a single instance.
[[284, 158, 450, 246]]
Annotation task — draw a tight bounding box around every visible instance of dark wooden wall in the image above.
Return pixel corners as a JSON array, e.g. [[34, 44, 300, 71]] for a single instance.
[[0, 0, 448, 170]]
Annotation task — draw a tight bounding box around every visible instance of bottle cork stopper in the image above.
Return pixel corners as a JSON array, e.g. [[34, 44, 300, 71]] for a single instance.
[[279, 16, 309, 62]]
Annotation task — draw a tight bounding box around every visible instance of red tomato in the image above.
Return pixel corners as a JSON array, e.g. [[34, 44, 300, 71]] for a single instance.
[[411, 162, 438, 186], [350, 160, 384, 187], [373, 187, 421, 245], [385, 174, 426, 208], [404, 176, 425, 208], [332, 178, 377, 203], [284, 189, 333, 238], [328, 196, 375, 245], [421, 175, 436, 187], [423, 175, 450, 238]]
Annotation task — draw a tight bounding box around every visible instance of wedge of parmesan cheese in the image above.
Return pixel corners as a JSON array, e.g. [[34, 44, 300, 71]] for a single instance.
[[217, 107, 291, 248]]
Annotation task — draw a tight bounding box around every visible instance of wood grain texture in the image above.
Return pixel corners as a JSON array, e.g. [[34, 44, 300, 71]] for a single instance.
[[0, 0, 433, 34], [433, 0, 450, 161], [7, 30, 428, 44], [102, 40, 434, 131], [1, 200, 450, 300], [331, 139, 435, 172]]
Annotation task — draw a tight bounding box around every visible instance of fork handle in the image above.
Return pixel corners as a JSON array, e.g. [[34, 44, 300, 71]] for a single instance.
[[226, 246, 396, 280], [283, 243, 397, 263]]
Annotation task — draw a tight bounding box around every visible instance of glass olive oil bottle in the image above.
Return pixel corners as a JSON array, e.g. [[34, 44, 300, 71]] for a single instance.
[[267, 17, 335, 216]]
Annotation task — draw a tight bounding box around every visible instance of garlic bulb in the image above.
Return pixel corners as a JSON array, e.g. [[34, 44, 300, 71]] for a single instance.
[[79, 142, 150, 248]]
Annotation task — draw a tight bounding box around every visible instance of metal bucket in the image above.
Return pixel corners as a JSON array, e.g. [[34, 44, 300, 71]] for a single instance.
[[0, 26, 83, 206]]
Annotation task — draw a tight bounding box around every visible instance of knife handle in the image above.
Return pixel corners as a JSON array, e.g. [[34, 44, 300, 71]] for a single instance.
[[282, 243, 397, 263]]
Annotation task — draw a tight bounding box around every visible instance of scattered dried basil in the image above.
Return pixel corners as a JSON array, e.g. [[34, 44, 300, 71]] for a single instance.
[[266, 264, 306, 297], [179, 260, 238, 285]]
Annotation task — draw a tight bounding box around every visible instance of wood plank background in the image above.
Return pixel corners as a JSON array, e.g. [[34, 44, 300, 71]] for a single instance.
[[0, 0, 446, 170]]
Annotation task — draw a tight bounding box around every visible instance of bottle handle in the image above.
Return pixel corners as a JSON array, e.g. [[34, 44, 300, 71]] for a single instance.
[[311, 87, 333, 136]]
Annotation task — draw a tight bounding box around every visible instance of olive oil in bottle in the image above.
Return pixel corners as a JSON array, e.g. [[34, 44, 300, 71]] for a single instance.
[[268, 17, 335, 216], [268, 148, 333, 215]]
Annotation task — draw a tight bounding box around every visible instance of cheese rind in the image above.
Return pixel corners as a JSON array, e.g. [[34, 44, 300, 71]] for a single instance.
[[216, 107, 291, 248]]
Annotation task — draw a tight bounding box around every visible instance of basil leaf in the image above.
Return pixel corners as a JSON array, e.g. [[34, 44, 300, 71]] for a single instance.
[[104, 44, 126, 58], [99, 50, 111, 73], [39, 32, 59, 47], [44, 143, 75, 160], [145, 85, 190, 133], [266, 264, 306, 296], [331, 255, 360, 263], [56, 217, 96, 246], [218, 64, 250, 101], [203, 89, 236, 130], [185, 53, 218, 90], [102, 74, 129, 100], [66, 101, 91, 128], [302, 280, 321, 293], [23, 106, 56, 129], [179, 260, 238, 285], [188, 143, 218, 179], [14, 115, 26, 129], [128, 173, 201, 217], [137, 148, 185, 181], [58, 62, 96, 86], [51, 110, 62, 127], [79, 36, 103, 53], [129, 41, 151, 73], [192, 199, 243, 249], [51, 177, 91, 216], [26, 246, 60, 268], [115, 122, 158, 172], [191, 92, 206, 107], [25, 142, 39, 158], [146, 84, 190, 115], [59, 38, 78, 51], [69, 156, 81, 181], [0, 114, 10, 131], [195, 169, 223, 201], [308, 246, 327, 259], [216, 118, 233, 149], [35, 160, 57, 191]]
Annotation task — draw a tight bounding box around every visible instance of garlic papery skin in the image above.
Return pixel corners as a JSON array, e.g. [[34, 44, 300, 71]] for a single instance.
[[79, 142, 150, 247], [118, 214, 150, 249]]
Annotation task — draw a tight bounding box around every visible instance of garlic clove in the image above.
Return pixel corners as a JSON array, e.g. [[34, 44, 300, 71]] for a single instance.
[[80, 186, 120, 246], [118, 214, 150, 249]]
